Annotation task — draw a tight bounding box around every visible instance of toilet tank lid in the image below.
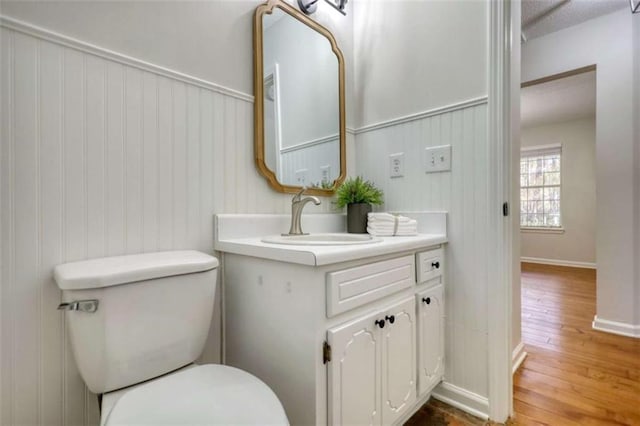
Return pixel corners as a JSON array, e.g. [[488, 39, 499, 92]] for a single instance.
[[53, 250, 219, 290]]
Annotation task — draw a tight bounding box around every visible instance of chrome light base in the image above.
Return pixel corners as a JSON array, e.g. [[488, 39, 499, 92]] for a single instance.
[[297, 0, 318, 15]]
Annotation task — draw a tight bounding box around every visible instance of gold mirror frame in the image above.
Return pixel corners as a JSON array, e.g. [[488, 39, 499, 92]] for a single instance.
[[253, 0, 347, 196]]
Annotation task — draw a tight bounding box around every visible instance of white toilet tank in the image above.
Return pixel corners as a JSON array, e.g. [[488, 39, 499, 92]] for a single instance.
[[53, 250, 218, 394]]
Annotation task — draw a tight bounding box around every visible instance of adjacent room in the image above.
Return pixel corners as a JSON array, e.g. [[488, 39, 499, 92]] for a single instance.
[[512, 2, 640, 424]]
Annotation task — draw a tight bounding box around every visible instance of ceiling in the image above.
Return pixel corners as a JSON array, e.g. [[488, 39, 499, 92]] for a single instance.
[[520, 70, 596, 128], [521, 0, 628, 41]]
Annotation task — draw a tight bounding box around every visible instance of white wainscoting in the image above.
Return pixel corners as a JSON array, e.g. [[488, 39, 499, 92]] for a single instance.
[[356, 100, 491, 404], [0, 20, 335, 426], [280, 136, 340, 187]]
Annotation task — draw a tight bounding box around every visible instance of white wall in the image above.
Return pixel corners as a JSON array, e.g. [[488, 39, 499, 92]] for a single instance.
[[522, 9, 638, 330], [0, 0, 259, 94], [0, 2, 350, 423], [353, 0, 487, 128], [356, 102, 491, 405], [0, 0, 355, 107], [520, 118, 596, 265], [353, 0, 492, 412]]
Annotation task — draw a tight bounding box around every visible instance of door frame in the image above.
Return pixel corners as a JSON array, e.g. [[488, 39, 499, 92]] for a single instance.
[[487, 0, 516, 421]]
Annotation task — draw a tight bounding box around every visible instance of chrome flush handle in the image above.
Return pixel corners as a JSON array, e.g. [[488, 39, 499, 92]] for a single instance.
[[57, 299, 99, 313]]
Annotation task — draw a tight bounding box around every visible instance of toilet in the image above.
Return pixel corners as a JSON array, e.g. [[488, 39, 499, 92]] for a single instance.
[[53, 250, 289, 425]]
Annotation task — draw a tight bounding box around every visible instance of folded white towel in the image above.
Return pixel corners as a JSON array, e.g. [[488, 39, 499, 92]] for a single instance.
[[367, 226, 417, 236], [367, 212, 413, 224], [368, 225, 416, 232], [367, 213, 418, 236]]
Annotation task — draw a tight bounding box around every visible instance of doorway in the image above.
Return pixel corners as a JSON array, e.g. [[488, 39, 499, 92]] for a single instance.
[[513, 68, 640, 424]]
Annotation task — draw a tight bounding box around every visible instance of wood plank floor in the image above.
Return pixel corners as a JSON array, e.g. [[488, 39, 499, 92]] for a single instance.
[[513, 263, 640, 426]]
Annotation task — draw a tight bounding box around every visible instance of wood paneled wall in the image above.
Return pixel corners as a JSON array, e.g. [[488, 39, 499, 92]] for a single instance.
[[0, 22, 334, 426], [356, 101, 490, 402]]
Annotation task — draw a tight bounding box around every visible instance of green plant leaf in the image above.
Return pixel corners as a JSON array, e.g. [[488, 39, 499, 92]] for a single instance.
[[335, 176, 384, 208]]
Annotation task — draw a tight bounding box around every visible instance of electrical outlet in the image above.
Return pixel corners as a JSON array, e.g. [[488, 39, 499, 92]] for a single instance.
[[424, 145, 451, 173], [295, 169, 308, 186], [320, 165, 331, 183], [389, 152, 404, 178]]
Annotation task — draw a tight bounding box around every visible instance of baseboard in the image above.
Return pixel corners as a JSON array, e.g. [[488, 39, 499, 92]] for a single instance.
[[592, 315, 640, 338], [521, 256, 596, 269], [511, 341, 527, 374], [431, 382, 489, 420], [393, 391, 432, 426]]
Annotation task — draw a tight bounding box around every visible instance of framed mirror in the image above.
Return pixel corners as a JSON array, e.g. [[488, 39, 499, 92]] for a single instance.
[[254, 0, 346, 196]]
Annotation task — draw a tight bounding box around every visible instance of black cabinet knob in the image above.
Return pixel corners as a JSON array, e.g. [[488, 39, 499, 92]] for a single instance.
[[422, 297, 431, 305], [385, 315, 395, 324], [375, 319, 385, 329], [432, 261, 440, 269]]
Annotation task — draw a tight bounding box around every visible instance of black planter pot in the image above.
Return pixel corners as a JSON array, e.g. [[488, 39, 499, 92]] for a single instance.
[[347, 203, 372, 233]]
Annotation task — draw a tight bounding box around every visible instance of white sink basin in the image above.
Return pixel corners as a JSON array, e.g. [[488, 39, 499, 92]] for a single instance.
[[261, 233, 382, 246]]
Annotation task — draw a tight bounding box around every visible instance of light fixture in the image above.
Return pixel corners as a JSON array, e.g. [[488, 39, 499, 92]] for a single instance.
[[631, 0, 639, 13], [297, 0, 319, 15], [297, 0, 347, 16], [325, 0, 347, 15]]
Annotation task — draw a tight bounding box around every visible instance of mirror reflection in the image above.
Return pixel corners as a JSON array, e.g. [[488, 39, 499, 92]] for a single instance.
[[262, 7, 341, 189]]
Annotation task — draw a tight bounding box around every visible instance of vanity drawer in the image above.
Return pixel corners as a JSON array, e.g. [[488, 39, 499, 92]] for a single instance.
[[326, 255, 415, 317], [416, 247, 443, 283]]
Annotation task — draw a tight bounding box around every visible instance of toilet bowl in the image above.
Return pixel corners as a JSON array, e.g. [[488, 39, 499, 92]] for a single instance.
[[100, 364, 287, 425], [54, 250, 288, 425]]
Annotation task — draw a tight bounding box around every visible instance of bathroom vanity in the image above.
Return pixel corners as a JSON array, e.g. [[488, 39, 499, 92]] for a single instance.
[[215, 213, 447, 425]]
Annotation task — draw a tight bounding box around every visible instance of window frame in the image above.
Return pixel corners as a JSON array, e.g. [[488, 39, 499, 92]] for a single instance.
[[519, 143, 564, 231]]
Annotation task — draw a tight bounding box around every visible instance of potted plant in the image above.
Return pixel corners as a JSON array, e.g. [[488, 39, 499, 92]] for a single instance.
[[335, 176, 384, 233]]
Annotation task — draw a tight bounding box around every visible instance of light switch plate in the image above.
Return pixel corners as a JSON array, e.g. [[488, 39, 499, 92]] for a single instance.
[[424, 145, 451, 173], [320, 165, 331, 183], [295, 169, 308, 186], [389, 152, 404, 178]]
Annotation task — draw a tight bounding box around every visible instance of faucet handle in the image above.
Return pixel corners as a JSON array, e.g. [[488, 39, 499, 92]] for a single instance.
[[293, 186, 307, 200]]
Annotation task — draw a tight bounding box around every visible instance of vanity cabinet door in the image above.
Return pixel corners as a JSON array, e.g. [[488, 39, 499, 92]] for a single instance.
[[327, 310, 382, 426], [381, 297, 417, 425], [416, 285, 445, 396]]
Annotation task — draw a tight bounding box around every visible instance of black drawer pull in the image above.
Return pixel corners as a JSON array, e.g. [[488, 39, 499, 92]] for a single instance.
[[375, 319, 385, 329], [422, 297, 431, 305]]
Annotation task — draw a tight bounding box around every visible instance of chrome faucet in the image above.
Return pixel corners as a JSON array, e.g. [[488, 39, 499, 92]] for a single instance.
[[285, 187, 321, 235]]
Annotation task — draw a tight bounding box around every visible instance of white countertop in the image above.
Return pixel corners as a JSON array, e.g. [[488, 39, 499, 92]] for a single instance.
[[215, 234, 447, 266], [214, 213, 448, 266]]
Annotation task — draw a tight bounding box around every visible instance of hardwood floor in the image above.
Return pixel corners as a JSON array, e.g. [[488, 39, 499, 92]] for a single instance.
[[405, 263, 639, 425], [513, 263, 640, 426]]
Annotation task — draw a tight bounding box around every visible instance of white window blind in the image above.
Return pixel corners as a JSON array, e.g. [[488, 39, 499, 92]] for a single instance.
[[520, 144, 562, 228]]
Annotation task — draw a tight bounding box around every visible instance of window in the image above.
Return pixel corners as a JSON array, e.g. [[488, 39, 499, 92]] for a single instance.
[[520, 144, 562, 228]]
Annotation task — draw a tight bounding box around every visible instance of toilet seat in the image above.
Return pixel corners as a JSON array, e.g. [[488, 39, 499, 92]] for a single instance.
[[101, 364, 289, 425]]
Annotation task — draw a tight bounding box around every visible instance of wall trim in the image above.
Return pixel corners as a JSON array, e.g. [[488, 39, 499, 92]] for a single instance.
[[0, 15, 254, 103], [592, 315, 640, 338], [521, 256, 596, 269], [354, 96, 488, 135], [431, 382, 490, 420], [280, 133, 338, 154], [486, 0, 513, 421], [512, 342, 527, 374]]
